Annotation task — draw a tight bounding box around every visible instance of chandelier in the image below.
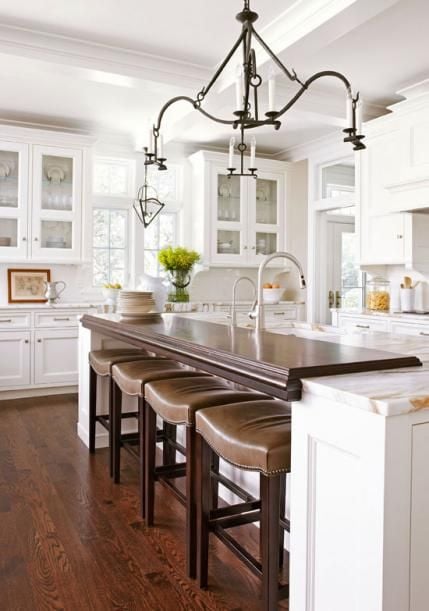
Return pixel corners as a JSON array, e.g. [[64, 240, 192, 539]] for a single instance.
[[134, 149, 165, 227], [145, 0, 365, 178]]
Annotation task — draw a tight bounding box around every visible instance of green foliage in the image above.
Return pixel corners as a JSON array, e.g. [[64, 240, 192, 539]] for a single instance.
[[158, 246, 200, 272]]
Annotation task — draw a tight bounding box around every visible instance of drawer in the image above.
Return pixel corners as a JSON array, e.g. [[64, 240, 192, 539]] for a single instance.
[[34, 311, 82, 328], [0, 312, 31, 329], [265, 308, 297, 321], [338, 316, 389, 332], [390, 322, 429, 338]]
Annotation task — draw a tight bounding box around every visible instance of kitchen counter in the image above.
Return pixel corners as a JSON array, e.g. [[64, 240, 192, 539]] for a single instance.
[[77, 313, 429, 611], [0, 302, 99, 310]]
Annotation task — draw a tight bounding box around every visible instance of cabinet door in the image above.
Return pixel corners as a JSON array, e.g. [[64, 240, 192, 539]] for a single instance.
[[210, 167, 248, 264], [34, 328, 78, 385], [0, 141, 29, 261], [363, 129, 403, 215], [31, 145, 82, 262], [247, 171, 285, 265], [362, 213, 405, 265], [0, 331, 30, 387]]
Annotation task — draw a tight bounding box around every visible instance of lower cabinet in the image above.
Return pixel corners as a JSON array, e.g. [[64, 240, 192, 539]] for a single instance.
[[0, 331, 31, 387], [34, 328, 78, 385]]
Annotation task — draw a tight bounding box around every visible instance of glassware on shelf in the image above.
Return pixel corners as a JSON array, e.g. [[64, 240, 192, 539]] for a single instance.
[[366, 276, 391, 312]]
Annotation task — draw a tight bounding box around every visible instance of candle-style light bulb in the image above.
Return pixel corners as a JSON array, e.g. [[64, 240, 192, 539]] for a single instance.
[[250, 136, 256, 169], [158, 135, 164, 159], [268, 65, 276, 113], [346, 91, 353, 129], [148, 127, 154, 153], [356, 97, 363, 133]]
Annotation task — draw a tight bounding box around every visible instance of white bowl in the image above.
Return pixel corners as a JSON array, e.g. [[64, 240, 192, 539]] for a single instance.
[[263, 287, 284, 304]]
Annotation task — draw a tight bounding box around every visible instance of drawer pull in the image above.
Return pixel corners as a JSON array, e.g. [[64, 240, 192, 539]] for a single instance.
[[419, 331, 429, 337], [355, 324, 370, 329], [273, 312, 286, 316], [0, 318, 12, 323], [53, 317, 71, 321], [24, 339, 29, 344]]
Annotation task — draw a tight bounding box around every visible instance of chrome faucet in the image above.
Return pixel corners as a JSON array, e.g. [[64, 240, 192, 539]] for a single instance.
[[230, 276, 257, 327], [249, 252, 307, 330]]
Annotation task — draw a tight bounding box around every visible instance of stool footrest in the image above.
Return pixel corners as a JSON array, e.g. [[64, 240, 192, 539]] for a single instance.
[[95, 414, 109, 431], [213, 524, 262, 578], [212, 471, 256, 503], [158, 477, 186, 505], [210, 499, 261, 520], [155, 462, 187, 480], [210, 509, 261, 530]]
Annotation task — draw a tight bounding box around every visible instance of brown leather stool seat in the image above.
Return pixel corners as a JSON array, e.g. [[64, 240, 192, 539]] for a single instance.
[[195, 400, 292, 611], [110, 360, 209, 485], [143, 375, 272, 580], [195, 400, 292, 475], [88, 348, 153, 475]]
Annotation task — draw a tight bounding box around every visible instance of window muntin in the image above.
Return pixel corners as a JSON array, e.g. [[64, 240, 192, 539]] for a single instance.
[[92, 208, 128, 286], [93, 157, 134, 197], [143, 213, 177, 277]]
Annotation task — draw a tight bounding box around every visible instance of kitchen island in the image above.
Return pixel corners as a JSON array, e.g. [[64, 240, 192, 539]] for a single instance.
[[78, 313, 429, 611]]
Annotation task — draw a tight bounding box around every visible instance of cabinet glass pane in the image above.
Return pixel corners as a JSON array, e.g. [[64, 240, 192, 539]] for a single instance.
[[0, 218, 17, 247], [217, 230, 240, 255], [0, 151, 19, 208], [41, 220, 72, 249], [256, 179, 277, 224], [217, 174, 240, 222], [256, 232, 277, 256], [41, 155, 74, 211]]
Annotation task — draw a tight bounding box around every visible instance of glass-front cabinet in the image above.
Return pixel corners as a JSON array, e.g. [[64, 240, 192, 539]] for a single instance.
[[0, 141, 29, 260], [210, 164, 284, 265], [31, 146, 82, 261]]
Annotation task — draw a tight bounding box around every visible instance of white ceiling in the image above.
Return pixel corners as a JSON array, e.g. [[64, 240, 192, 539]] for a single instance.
[[0, 0, 426, 153]]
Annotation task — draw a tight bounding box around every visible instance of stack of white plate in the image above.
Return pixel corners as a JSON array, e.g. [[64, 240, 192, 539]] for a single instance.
[[117, 290, 158, 320]]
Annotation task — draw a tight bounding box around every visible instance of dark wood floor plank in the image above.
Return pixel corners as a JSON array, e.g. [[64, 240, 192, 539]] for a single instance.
[[0, 395, 288, 611]]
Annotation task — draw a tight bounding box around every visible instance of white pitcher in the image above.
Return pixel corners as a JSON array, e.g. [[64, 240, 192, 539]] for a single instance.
[[44, 281, 66, 304]]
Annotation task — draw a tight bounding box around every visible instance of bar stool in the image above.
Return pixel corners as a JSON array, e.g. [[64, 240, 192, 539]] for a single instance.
[[111, 360, 209, 486], [88, 348, 152, 475], [144, 376, 273, 579], [195, 400, 291, 611]]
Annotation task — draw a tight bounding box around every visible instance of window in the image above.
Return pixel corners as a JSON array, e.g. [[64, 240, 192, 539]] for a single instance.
[[341, 231, 365, 309], [147, 164, 179, 202], [143, 213, 177, 277], [93, 208, 128, 286], [93, 157, 134, 197]]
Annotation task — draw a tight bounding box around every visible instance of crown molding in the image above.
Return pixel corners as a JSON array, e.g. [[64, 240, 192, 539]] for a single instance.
[[0, 22, 211, 90]]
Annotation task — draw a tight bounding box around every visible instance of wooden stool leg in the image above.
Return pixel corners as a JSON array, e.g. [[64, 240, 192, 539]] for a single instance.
[[196, 433, 212, 588], [211, 453, 219, 510], [108, 377, 114, 478], [279, 473, 286, 568], [163, 422, 177, 465], [144, 402, 157, 526], [89, 366, 97, 453], [112, 380, 122, 484], [186, 427, 198, 579], [138, 397, 146, 520], [260, 473, 281, 611]]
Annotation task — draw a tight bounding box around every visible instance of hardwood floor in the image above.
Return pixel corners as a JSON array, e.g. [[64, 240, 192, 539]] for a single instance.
[[0, 394, 288, 610]]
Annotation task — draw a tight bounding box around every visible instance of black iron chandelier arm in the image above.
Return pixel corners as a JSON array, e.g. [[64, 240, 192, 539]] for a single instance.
[[272, 69, 353, 120], [250, 27, 301, 84]]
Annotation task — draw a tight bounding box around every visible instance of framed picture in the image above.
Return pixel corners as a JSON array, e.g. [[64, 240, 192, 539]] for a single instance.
[[7, 268, 51, 304]]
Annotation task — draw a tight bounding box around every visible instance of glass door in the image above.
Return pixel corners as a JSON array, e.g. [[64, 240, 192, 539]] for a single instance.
[[248, 172, 284, 265], [31, 146, 82, 261], [211, 168, 247, 264], [0, 141, 29, 260]]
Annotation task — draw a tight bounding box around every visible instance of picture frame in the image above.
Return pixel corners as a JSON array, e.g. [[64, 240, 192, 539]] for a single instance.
[[7, 268, 51, 304]]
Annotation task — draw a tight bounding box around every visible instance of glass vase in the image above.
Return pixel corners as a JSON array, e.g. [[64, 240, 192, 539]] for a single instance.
[[168, 269, 191, 302]]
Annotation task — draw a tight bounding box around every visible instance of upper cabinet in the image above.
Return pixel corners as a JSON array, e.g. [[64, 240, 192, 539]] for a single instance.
[[0, 129, 93, 264], [189, 151, 287, 267], [0, 141, 29, 260], [31, 146, 82, 261]]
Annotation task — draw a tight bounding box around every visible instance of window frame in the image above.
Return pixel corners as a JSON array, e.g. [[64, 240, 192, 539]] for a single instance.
[[92, 156, 136, 198], [92, 207, 129, 287]]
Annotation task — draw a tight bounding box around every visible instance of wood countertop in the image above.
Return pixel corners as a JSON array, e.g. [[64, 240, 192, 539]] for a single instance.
[[81, 313, 422, 401]]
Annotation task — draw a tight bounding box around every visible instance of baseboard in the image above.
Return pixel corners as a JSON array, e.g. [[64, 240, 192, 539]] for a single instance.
[[0, 386, 78, 401], [77, 422, 109, 449]]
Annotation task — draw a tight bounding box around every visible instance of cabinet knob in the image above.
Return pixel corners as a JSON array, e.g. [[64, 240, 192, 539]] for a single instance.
[[251, 245, 256, 250], [397, 234, 403, 239], [24, 339, 29, 344], [37, 339, 42, 343], [419, 331, 429, 337], [243, 245, 248, 250], [22, 236, 27, 242], [34, 237, 39, 242]]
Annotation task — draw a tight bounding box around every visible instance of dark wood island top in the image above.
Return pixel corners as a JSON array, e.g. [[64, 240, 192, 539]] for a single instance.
[[81, 313, 422, 401]]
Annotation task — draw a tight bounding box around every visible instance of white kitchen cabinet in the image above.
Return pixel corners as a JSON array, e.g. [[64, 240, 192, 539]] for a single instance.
[[34, 328, 79, 385], [337, 315, 389, 333], [0, 140, 29, 261], [361, 213, 406, 265], [31, 145, 82, 262], [189, 150, 287, 267], [0, 330, 31, 387], [332, 311, 429, 336]]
